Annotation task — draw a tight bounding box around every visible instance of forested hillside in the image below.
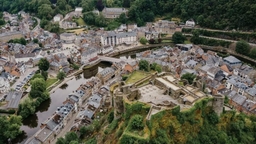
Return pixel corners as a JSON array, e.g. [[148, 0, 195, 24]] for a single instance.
[[1, 0, 256, 29]]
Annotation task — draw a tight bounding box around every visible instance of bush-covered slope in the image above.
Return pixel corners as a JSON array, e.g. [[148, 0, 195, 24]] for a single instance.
[[82, 98, 256, 144]]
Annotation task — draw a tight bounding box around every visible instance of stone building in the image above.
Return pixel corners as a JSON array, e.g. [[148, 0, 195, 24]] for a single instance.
[[102, 8, 127, 19]]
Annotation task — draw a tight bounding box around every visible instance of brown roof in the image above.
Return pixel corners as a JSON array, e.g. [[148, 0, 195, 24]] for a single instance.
[[220, 64, 232, 74], [124, 64, 133, 73]]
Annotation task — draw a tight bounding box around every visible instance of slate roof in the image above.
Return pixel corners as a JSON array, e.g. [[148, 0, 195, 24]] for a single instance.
[[224, 56, 241, 63], [245, 88, 256, 97], [98, 67, 115, 77], [232, 94, 246, 105]]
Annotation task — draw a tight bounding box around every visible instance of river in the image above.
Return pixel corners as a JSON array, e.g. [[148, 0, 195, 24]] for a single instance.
[[14, 62, 111, 144]]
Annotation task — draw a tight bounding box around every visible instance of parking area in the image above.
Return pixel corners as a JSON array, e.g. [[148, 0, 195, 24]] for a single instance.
[[11, 67, 38, 91]]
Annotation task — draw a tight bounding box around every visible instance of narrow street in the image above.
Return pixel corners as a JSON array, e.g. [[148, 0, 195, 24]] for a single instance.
[[52, 111, 79, 144]]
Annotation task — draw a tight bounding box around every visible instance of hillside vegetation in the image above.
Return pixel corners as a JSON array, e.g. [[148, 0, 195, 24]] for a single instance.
[[78, 98, 256, 144], [1, 0, 256, 30]]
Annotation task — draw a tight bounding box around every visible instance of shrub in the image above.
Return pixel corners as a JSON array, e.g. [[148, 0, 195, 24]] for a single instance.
[[130, 115, 144, 130]]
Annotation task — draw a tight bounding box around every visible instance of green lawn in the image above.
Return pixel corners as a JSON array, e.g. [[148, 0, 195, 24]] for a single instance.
[[46, 78, 58, 88], [184, 40, 192, 44], [126, 71, 151, 84], [162, 39, 172, 43], [76, 18, 86, 26]]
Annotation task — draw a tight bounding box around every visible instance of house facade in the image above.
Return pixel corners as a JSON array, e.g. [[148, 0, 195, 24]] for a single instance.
[[101, 31, 137, 46]]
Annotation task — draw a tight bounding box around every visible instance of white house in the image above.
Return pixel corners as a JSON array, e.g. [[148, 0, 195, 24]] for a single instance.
[[53, 14, 63, 22], [185, 19, 195, 27], [75, 7, 83, 17], [101, 31, 137, 46], [0, 77, 10, 93]]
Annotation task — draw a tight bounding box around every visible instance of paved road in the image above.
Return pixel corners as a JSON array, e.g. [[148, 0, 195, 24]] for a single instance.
[[184, 34, 256, 46], [32, 17, 40, 32], [52, 111, 78, 144], [11, 67, 38, 90], [186, 27, 253, 34]]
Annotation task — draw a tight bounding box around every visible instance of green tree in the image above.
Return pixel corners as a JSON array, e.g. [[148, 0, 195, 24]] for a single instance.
[[18, 98, 36, 118], [150, 63, 157, 70], [38, 4, 53, 20], [139, 60, 149, 71], [155, 65, 162, 73], [250, 48, 256, 59], [41, 71, 48, 80], [96, 0, 104, 11], [56, 137, 66, 144], [33, 38, 39, 43], [80, 126, 94, 138], [38, 58, 50, 71], [65, 132, 79, 144], [0, 115, 22, 143], [118, 13, 127, 24], [235, 40, 250, 55], [30, 78, 46, 98], [31, 73, 45, 81], [172, 32, 186, 44], [108, 111, 114, 123], [19, 37, 26, 45], [181, 73, 196, 84], [130, 115, 144, 130], [57, 71, 66, 80], [139, 37, 148, 44]]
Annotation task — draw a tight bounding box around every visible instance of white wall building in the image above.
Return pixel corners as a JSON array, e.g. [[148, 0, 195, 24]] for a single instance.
[[0, 77, 10, 93], [53, 14, 63, 22], [101, 31, 137, 46], [185, 19, 195, 27]]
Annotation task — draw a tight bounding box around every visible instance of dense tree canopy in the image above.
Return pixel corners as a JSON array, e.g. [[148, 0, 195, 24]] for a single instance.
[[172, 32, 186, 44], [139, 60, 149, 71], [1, 0, 256, 30], [181, 73, 196, 84], [235, 40, 251, 55], [57, 71, 66, 80], [0, 115, 22, 143], [38, 58, 50, 71]]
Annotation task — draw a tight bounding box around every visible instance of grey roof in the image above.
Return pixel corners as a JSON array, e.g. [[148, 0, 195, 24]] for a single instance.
[[224, 56, 241, 63], [15, 53, 36, 58], [36, 127, 53, 143], [82, 109, 94, 119], [104, 7, 127, 13], [232, 94, 246, 105], [200, 64, 212, 72], [186, 59, 198, 67], [227, 91, 236, 99], [46, 119, 58, 131], [88, 94, 102, 108], [181, 69, 197, 76], [99, 67, 115, 77], [103, 31, 137, 39], [25, 137, 41, 144], [242, 99, 256, 111], [82, 48, 98, 57], [5, 91, 23, 109], [245, 88, 256, 97]]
